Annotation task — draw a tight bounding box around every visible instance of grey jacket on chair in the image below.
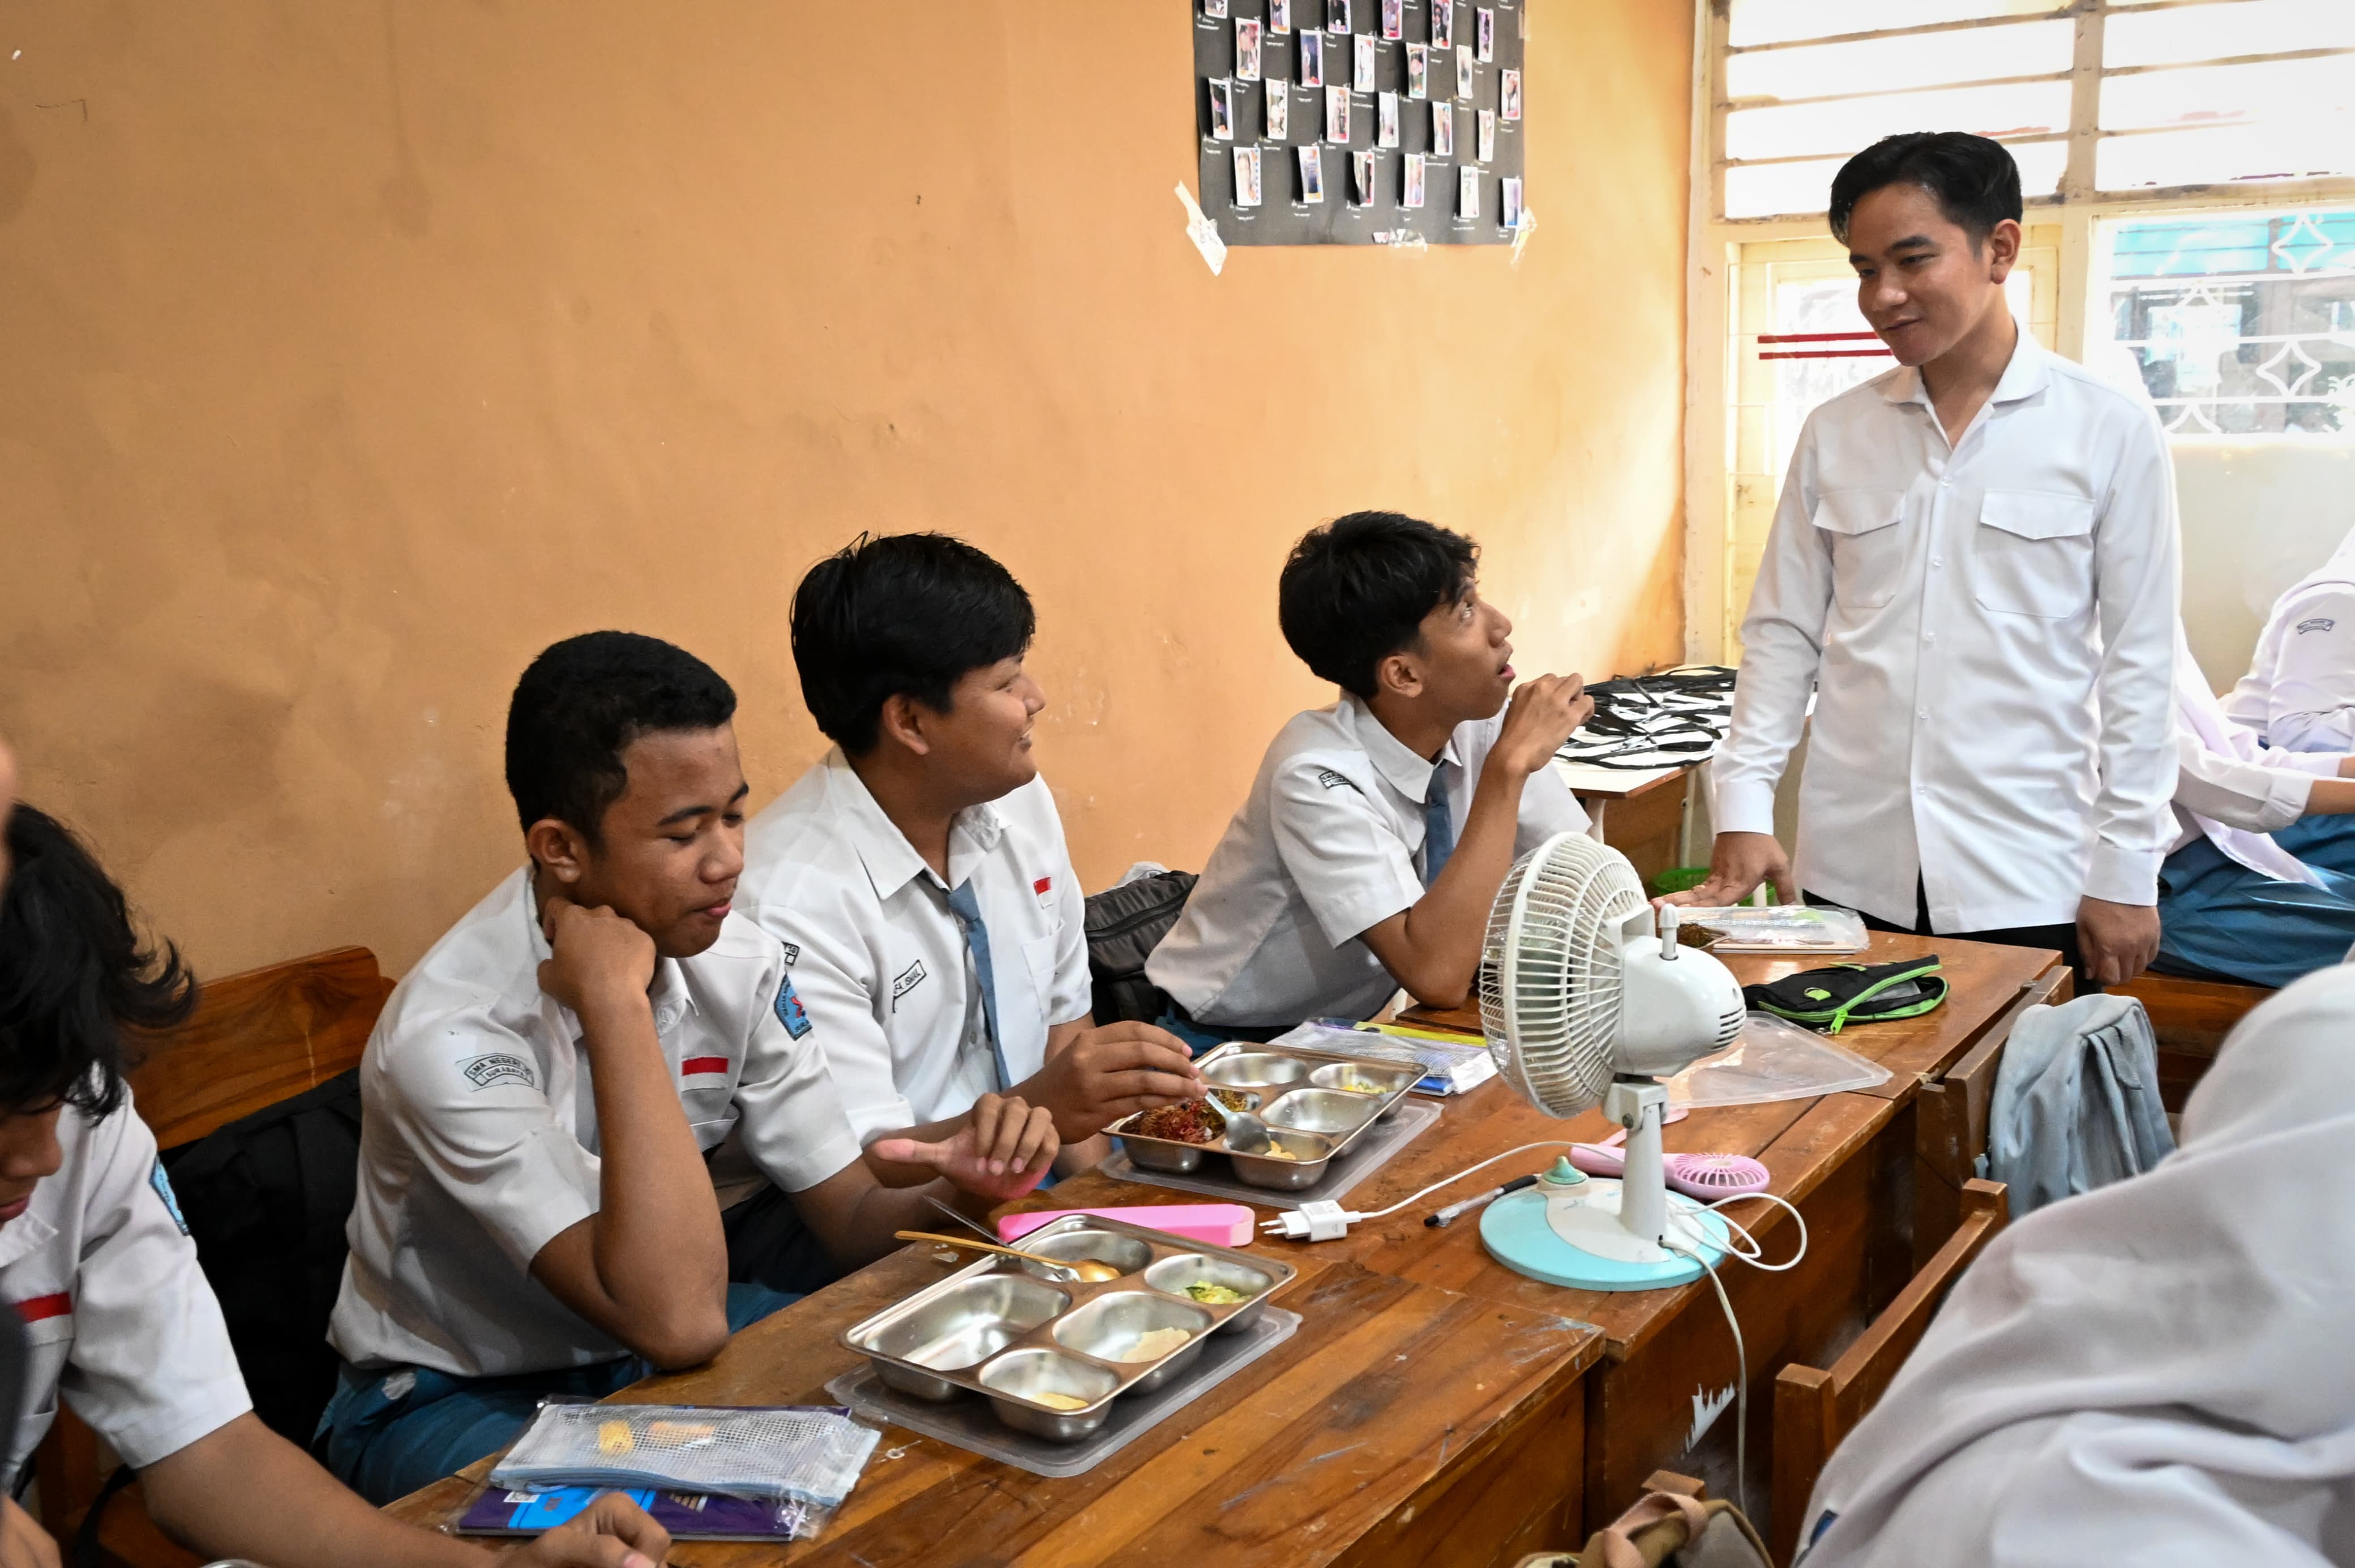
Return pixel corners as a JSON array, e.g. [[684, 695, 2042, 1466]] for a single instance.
[[1984, 992, 2176, 1216]]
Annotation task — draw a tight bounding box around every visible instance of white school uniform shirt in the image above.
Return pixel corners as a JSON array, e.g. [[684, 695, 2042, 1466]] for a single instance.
[[2170, 626, 2343, 887], [0, 1095, 250, 1483], [2224, 525, 2355, 753], [1713, 331, 2180, 932], [328, 867, 862, 1378], [1146, 691, 1590, 1027], [1797, 963, 2355, 1568], [736, 753, 1092, 1142]]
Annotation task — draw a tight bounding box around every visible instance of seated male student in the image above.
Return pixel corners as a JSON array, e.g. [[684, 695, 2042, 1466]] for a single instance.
[[1147, 511, 1594, 1042], [2226, 523, 2355, 881], [736, 534, 1205, 1172], [319, 633, 1057, 1505], [0, 787, 669, 1565]]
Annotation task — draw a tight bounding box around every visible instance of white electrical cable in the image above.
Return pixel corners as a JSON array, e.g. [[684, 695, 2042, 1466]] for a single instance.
[[1258, 1141, 1586, 1237]]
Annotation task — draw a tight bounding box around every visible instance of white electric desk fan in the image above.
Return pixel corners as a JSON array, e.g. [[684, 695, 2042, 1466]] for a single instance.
[[1477, 832, 1744, 1291]]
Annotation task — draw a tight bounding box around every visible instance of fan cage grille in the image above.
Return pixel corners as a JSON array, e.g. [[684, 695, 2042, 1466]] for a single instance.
[[1478, 833, 1651, 1119]]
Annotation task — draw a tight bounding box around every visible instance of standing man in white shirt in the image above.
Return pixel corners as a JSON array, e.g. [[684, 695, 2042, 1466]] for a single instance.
[[1672, 133, 2180, 987], [738, 534, 1205, 1175]]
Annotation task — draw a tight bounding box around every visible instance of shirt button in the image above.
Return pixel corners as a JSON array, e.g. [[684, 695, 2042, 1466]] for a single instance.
[[1917, 708, 1929, 719], [1924, 630, 1937, 642], [1931, 556, 1945, 568], [1938, 478, 1951, 489]]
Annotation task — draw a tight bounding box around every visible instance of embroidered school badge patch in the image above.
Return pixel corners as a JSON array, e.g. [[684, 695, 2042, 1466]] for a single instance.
[[778, 941, 801, 967], [891, 960, 928, 1004], [461, 1052, 537, 1091], [1315, 768, 1355, 791], [773, 976, 813, 1039], [150, 1159, 191, 1236], [2298, 617, 2337, 635]]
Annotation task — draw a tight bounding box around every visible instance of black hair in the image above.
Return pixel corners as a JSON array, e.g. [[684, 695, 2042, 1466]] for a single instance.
[[1278, 511, 1480, 698], [1828, 132, 2023, 247], [504, 632, 738, 841], [0, 806, 197, 1119], [790, 533, 1037, 754]]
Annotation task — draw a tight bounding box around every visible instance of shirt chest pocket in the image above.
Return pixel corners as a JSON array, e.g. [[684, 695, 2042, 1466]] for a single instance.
[[21, 1315, 75, 1422], [1021, 933, 1060, 1013], [1973, 490, 2097, 619], [1809, 490, 1908, 610]]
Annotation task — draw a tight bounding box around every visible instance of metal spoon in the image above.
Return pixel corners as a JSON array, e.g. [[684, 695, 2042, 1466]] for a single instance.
[[893, 1230, 1123, 1284], [921, 1193, 1002, 1243], [1199, 1090, 1273, 1155]]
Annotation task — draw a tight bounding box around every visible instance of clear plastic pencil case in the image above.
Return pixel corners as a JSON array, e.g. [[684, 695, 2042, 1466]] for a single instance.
[[488, 1403, 879, 1507]]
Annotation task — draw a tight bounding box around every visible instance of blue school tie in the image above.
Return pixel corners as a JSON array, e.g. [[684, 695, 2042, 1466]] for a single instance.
[[944, 880, 1013, 1091], [1422, 778, 1457, 888]]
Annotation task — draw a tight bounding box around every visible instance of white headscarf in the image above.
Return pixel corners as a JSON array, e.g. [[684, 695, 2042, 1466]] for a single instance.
[[1799, 963, 2355, 1567]]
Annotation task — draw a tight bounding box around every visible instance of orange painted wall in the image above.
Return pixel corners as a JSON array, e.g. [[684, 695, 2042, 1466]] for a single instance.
[[0, 2, 1692, 979]]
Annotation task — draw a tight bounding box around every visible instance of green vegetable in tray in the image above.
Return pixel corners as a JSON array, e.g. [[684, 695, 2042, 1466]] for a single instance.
[[1184, 1282, 1248, 1305]]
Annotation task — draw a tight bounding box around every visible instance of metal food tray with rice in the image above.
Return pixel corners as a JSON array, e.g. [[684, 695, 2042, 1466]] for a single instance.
[[1108, 1041, 1421, 1189], [840, 1214, 1297, 1442]]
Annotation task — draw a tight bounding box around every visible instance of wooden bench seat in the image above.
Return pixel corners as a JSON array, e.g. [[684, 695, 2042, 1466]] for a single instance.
[[2110, 972, 2273, 1112]]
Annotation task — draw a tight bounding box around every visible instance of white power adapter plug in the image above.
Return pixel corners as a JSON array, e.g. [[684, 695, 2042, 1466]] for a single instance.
[[1263, 1200, 1360, 1241]]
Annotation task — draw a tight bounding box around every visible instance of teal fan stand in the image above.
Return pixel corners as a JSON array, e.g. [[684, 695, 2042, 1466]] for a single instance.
[[1474, 834, 1741, 1292]]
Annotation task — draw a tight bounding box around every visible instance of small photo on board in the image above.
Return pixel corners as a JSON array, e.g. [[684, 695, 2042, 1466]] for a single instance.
[[1431, 1, 1453, 48], [1328, 0, 1351, 33], [1407, 43, 1428, 98], [1382, 0, 1403, 40], [1353, 148, 1378, 204], [1235, 19, 1263, 81], [1404, 151, 1428, 208], [1270, 0, 1292, 34], [1456, 44, 1476, 100], [1300, 28, 1324, 85], [1459, 164, 1480, 219], [1476, 6, 1495, 61], [1355, 33, 1377, 90], [1377, 90, 1401, 147], [1502, 174, 1523, 230], [1299, 145, 1326, 202], [1235, 144, 1263, 206], [1432, 100, 1455, 156], [1325, 83, 1352, 143], [1266, 78, 1290, 139], [1478, 108, 1496, 161], [1501, 67, 1522, 120], [1205, 0, 1228, 16], [1209, 77, 1236, 140]]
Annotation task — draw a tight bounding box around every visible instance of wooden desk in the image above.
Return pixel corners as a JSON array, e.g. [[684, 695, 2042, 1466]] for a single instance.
[[387, 1252, 1604, 1567], [1554, 761, 1694, 888]]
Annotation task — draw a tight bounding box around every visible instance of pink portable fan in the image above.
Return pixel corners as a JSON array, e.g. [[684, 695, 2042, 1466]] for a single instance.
[[1570, 1125, 1770, 1199]]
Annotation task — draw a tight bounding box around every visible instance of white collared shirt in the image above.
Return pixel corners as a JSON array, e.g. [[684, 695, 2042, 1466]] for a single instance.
[[1713, 332, 2180, 932], [1146, 692, 1590, 1026], [328, 867, 862, 1378], [0, 1095, 250, 1482], [2172, 629, 2342, 886], [737, 753, 1092, 1142], [2224, 528, 2355, 753]]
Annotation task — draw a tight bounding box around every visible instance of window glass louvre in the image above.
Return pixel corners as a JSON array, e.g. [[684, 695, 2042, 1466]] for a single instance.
[[1727, 79, 2073, 164], [1725, 20, 2074, 101], [1728, 0, 2066, 49], [2104, 0, 2355, 70]]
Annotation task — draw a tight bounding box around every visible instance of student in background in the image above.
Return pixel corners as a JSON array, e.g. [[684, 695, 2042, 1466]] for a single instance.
[[1147, 511, 1593, 1042], [2225, 525, 2355, 880], [319, 633, 1055, 1505], [737, 535, 1204, 1173], [0, 800, 670, 1568], [1672, 133, 2180, 989]]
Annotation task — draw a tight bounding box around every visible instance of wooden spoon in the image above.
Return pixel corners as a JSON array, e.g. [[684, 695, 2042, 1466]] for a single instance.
[[894, 1230, 1123, 1283]]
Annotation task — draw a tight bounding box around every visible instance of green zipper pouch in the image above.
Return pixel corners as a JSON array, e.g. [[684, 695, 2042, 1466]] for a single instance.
[[1741, 956, 1946, 1034]]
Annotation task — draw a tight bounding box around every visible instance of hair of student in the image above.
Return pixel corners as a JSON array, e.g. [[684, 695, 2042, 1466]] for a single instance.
[[1827, 131, 2023, 247], [1278, 510, 1480, 699], [0, 806, 197, 1119], [504, 631, 739, 841], [790, 533, 1037, 754]]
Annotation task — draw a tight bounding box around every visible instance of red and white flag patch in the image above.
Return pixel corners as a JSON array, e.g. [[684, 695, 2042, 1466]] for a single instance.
[[15, 1292, 70, 1325], [680, 1056, 731, 1079]]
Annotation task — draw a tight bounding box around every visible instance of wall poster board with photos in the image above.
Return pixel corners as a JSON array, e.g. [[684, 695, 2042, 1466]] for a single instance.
[[1194, 0, 1526, 247]]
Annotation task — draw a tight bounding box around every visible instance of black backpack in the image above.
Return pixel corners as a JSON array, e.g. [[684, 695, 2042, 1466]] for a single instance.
[[1083, 871, 1197, 1024], [159, 1068, 363, 1443]]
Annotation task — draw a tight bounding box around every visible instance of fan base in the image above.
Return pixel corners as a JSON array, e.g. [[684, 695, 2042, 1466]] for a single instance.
[[1479, 1181, 1732, 1292]]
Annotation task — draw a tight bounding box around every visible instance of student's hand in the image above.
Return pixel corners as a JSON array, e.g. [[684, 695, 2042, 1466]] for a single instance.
[[0, 1500, 57, 1568], [2078, 896, 2160, 988], [1029, 1023, 1204, 1139], [872, 1094, 1059, 1200], [538, 893, 658, 1024], [1485, 674, 1594, 780], [1662, 831, 1791, 909], [512, 1489, 672, 1567]]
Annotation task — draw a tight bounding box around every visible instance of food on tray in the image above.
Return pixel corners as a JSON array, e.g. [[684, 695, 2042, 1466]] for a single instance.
[[1331, 1073, 1389, 1093], [596, 1419, 635, 1456], [1210, 1087, 1253, 1110], [1131, 1099, 1222, 1144], [1030, 1391, 1090, 1411], [1184, 1282, 1248, 1304], [1121, 1326, 1194, 1361], [1258, 1146, 1299, 1161], [646, 1419, 714, 1447]]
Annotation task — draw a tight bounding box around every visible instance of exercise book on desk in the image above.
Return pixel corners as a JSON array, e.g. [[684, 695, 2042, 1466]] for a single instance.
[[459, 1485, 808, 1543]]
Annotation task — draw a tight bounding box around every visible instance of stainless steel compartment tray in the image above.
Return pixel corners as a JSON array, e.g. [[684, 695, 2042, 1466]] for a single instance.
[[1107, 1041, 1423, 1183], [838, 1214, 1297, 1441]]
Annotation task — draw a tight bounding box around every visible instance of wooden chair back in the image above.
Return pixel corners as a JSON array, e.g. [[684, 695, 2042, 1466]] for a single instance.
[[36, 947, 396, 1566], [1769, 1179, 2010, 1566], [2108, 972, 2273, 1112]]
